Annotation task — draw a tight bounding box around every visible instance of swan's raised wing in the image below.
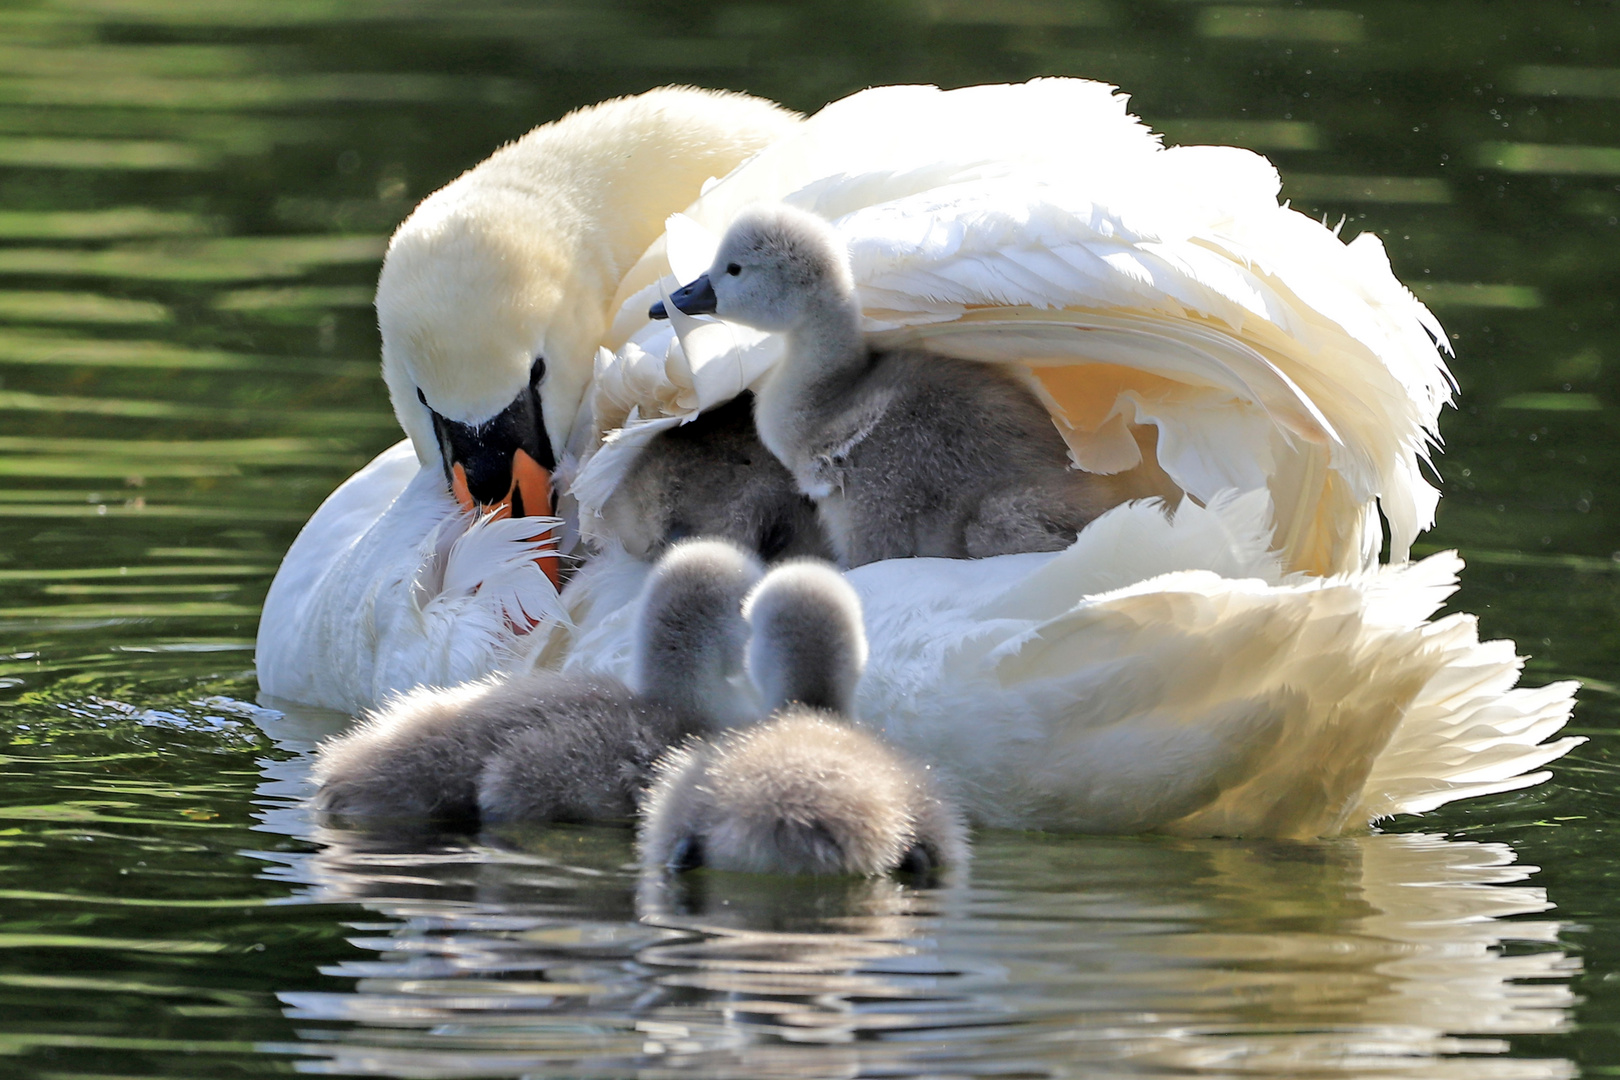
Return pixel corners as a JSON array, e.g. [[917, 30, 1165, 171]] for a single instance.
[[584, 78, 1452, 574]]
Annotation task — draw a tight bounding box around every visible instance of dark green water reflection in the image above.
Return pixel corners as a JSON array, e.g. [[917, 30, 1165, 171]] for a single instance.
[[1, 0, 1617, 1076]]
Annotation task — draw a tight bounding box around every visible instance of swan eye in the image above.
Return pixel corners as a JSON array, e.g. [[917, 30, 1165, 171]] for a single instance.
[[530, 355, 546, 386], [725, 262, 741, 276], [416, 386, 429, 407]]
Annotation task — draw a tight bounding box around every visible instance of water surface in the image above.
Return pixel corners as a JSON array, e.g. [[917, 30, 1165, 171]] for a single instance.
[[1, 1, 1617, 1076]]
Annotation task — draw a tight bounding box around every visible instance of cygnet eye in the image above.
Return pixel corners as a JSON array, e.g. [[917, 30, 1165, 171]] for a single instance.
[[667, 834, 705, 873], [725, 262, 741, 276], [895, 843, 938, 882]]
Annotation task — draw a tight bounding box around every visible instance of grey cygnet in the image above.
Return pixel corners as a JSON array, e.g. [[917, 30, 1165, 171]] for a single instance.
[[312, 539, 764, 823], [639, 559, 968, 877], [601, 391, 832, 563], [651, 203, 1117, 568]]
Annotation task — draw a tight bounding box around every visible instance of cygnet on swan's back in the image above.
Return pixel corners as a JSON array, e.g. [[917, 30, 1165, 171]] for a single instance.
[[652, 204, 1120, 568], [312, 539, 763, 822], [601, 392, 832, 563], [640, 559, 968, 877]]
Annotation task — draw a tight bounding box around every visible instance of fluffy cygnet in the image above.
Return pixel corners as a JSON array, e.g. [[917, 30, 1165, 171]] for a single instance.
[[640, 560, 968, 877], [652, 204, 1118, 568], [601, 391, 832, 562], [312, 539, 763, 823]]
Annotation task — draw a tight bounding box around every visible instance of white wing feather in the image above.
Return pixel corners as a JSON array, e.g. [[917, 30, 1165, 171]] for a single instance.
[[256, 441, 566, 715]]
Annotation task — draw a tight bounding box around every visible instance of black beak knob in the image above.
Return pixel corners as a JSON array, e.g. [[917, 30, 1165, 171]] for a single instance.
[[650, 273, 718, 320]]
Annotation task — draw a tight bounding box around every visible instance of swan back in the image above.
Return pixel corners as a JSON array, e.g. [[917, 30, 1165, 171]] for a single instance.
[[744, 559, 867, 715], [632, 538, 765, 726], [590, 78, 1457, 574]]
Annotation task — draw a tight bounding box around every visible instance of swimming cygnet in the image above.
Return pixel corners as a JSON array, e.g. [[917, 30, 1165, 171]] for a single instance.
[[312, 539, 763, 823], [651, 204, 1117, 568], [601, 391, 832, 562], [640, 559, 967, 876]]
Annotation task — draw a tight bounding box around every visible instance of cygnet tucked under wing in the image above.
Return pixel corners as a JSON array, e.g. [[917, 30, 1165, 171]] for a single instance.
[[313, 540, 763, 822], [600, 392, 831, 563], [801, 349, 1121, 566], [653, 204, 1120, 567]]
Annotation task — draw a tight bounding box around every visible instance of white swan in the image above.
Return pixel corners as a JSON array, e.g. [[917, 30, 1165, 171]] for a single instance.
[[255, 87, 801, 714], [556, 78, 1580, 838], [261, 78, 1579, 839]]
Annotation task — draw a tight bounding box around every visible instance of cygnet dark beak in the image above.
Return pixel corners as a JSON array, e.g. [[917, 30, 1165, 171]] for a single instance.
[[649, 273, 717, 319]]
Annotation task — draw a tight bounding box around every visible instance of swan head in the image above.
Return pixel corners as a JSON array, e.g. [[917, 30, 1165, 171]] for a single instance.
[[379, 189, 574, 520], [650, 204, 853, 332], [377, 89, 802, 533], [633, 538, 765, 727], [743, 558, 866, 716]]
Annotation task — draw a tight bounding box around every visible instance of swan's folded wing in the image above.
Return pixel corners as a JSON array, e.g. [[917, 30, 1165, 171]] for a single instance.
[[852, 541, 1579, 839], [593, 78, 1452, 575]]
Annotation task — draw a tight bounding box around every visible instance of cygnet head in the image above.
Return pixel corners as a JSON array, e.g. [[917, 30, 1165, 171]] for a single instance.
[[632, 538, 765, 727], [744, 559, 866, 716], [650, 205, 854, 333]]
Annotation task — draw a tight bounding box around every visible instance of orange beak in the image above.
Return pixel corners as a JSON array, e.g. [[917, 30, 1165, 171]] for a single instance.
[[451, 448, 561, 590]]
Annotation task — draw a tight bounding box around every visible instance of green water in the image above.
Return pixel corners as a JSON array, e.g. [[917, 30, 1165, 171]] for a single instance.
[[1, 0, 1617, 1076]]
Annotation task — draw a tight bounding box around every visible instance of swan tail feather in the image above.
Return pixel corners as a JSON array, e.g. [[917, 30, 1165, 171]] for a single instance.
[[942, 547, 1579, 838]]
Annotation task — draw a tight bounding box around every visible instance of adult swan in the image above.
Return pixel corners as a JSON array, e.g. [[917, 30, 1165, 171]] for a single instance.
[[258, 80, 1579, 838], [255, 86, 800, 709]]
